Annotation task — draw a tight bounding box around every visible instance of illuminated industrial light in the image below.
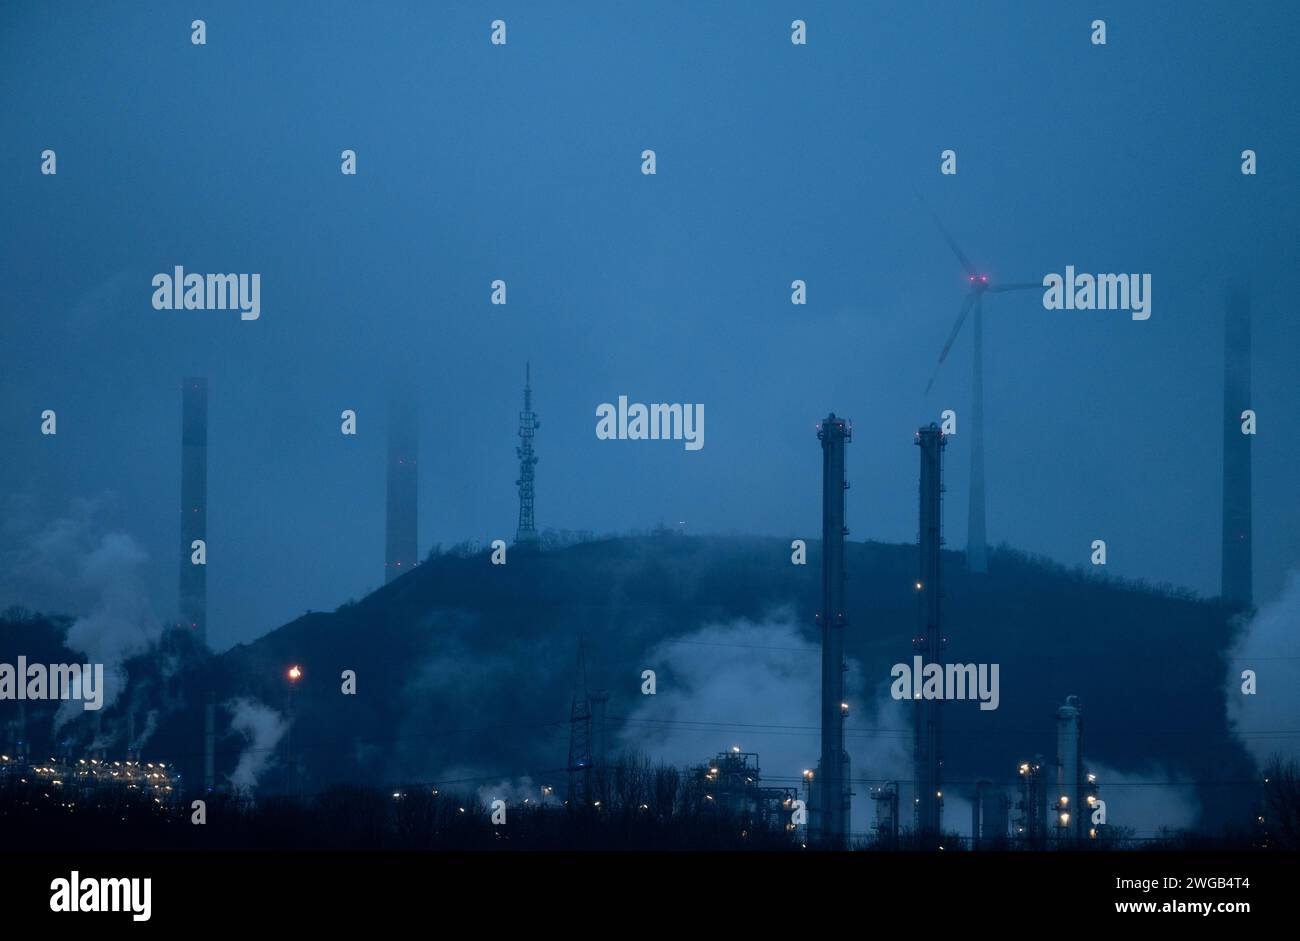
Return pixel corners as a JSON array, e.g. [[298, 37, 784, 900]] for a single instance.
[[288, 665, 303, 682], [1059, 813, 1070, 825], [731, 746, 740, 753], [915, 582, 923, 590]]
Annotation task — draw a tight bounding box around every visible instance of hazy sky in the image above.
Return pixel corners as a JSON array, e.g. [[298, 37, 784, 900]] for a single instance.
[[2, 1, 1297, 648]]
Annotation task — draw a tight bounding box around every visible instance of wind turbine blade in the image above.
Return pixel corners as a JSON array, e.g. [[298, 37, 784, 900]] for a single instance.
[[924, 292, 977, 395], [989, 281, 1042, 294], [910, 185, 977, 276], [931, 212, 977, 276]]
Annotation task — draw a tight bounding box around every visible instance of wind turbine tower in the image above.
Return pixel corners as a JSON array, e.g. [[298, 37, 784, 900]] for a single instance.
[[924, 218, 1039, 574]]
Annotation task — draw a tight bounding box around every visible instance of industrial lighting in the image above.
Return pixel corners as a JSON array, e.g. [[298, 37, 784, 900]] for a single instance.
[[1059, 813, 1070, 825]]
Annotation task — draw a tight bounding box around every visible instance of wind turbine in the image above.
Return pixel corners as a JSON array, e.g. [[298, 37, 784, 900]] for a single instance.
[[923, 217, 1039, 574]]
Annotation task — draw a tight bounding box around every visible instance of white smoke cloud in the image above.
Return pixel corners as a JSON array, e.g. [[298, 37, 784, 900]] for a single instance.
[[616, 609, 906, 838], [476, 776, 540, 810], [129, 709, 160, 752], [27, 514, 167, 733], [1088, 762, 1201, 835], [1226, 570, 1300, 768], [225, 697, 290, 793]]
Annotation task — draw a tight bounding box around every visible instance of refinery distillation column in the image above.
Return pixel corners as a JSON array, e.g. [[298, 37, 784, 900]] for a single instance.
[[515, 363, 539, 546], [385, 397, 419, 583], [816, 414, 851, 848], [1222, 285, 1252, 607], [914, 423, 946, 842]]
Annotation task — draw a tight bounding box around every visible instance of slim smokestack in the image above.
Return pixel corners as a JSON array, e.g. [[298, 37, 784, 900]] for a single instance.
[[816, 413, 851, 848], [1222, 285, 1252, 607], [180, 378, 207, 645], [914, 423, 946, 842], [385, 397, 418, 583]]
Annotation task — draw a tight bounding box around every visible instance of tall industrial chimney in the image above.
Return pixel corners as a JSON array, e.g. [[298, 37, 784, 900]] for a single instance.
[[180, 378, 207, 645], [1222, 285, 1252, 607], [385, 397, 419, 583], [914, 423, 946, 842], [816, 413, 851, 848]]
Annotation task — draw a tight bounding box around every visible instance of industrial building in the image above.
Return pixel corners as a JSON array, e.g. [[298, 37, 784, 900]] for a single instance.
[[971, 780, 1010, 848], [693, 748, 796, 834], [1014, 696, 1104, 847], [1, 751, 182, 811], [1014, 756, 1049, 846], [871, 782, 900, 848]]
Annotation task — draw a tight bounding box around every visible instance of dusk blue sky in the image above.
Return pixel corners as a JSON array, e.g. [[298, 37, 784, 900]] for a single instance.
[[2, 1, 1297, 649]]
